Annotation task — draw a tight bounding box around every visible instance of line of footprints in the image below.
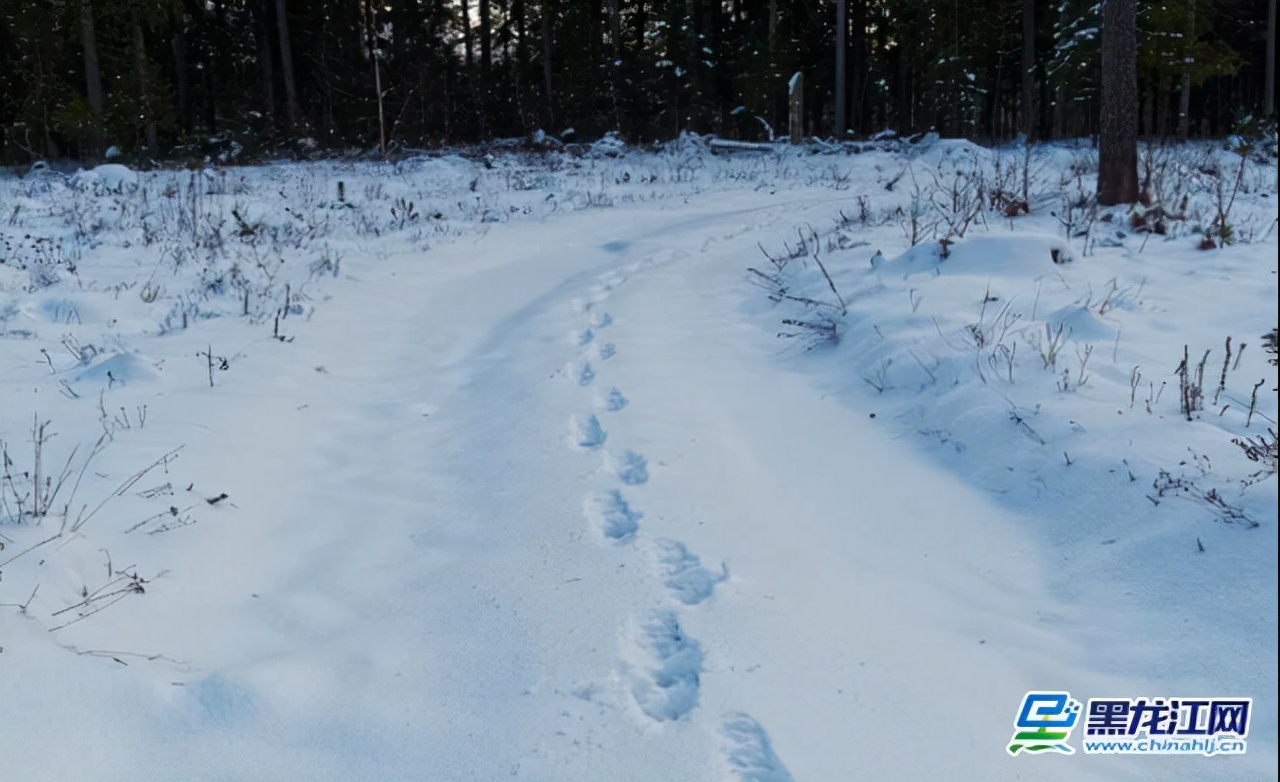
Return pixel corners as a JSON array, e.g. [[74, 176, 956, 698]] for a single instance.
[[564, 264, 792, 782]]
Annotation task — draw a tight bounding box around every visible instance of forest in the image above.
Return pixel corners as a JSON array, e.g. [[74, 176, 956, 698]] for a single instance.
[[0, 1, 1274, 164]]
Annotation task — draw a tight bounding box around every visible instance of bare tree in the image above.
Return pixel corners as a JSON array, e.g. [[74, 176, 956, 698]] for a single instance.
[[1098, 0, 1139, 205]]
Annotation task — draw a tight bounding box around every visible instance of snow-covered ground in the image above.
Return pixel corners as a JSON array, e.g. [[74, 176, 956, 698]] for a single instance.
[[1, 136, 1276, 780]]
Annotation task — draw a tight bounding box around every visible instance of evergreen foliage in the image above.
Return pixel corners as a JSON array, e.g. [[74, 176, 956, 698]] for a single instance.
[[0, 1, 1271, 163]]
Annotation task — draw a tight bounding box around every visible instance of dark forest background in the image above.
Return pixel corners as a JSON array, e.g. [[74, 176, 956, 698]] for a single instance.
[[0, 1, 1273, 164]]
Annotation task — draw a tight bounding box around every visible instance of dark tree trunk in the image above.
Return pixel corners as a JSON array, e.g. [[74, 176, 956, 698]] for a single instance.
[[607, 0, 621, 56], [633, 0, 646, 54], [275, 0, 300, 133], [633, 0, 649, 138], [767, 0, 777, 71], [1142, 88, 1154, 139], [541, 0, 554, 124], [1267, 0, 1276, 116], [1177, 1, 1195, 141], [896, 48, 912, 133], [132, 15, 158, 149], [835, 0, 847, 136], [1156, 77, 1170, 139], [1021, 0, 1034, 138], [479, 0, 492, 81], [462, 0, 474, 70], [79, 0, 104, 152], [850, 0, 867, 134], [514, 0, 528, 126], [171, 1, 192, 134], [1177, 73, 1192, 141], [364, 1, 386, 153], [317, 1, 335, 139], [1098, 0, 1139, 205], [253, 0, 277, 135], [201, 0, 222, 133]]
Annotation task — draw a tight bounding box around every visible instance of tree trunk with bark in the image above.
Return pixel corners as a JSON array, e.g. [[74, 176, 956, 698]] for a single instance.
[[79, 0, 104, 152], [851, 0, 867, 134], [541, 1, 554, 125], [767, 0, 778, 72], [1177, 1, 1195, 141], [1266, 0, 1275, 116], [835, 0, 847, 136], [275, 0, 300, 133], [1021, 0, 1035, 138], [479, 0, 492, 82], [462, 0, 474, 70], [1098, 0, 1139, 205], [253, 0, 276, 135], [607, 0, 622, 55], [896, 47, 912, 133], [170, 0, 191, 133], [132, 15, 158, 149]]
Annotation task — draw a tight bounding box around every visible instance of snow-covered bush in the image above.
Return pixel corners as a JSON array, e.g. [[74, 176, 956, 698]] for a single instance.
[[587, 131, 627, 158]]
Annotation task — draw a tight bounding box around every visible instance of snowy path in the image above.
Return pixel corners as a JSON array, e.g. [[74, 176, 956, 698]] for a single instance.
[[3, 190, 1260, 780], [217, 194, 1107, 779]]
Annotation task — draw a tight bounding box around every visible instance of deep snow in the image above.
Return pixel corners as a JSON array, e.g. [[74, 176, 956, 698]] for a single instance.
[[1, 136, 1276, 780]]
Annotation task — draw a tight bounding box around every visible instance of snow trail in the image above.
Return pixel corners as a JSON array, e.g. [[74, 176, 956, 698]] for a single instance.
[[3, 188, 1260, 780]]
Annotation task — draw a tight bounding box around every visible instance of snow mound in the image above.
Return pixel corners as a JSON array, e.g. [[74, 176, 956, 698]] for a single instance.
[[73, 351, 158, 386], [1044, 304, 1118, 340], [70, 164, 139, 195], [885, 233, 1074, 278], [911, 136, 991, 166]]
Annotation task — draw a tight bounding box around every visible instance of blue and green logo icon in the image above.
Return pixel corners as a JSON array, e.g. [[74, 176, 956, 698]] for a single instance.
[[1007, 691, 1082, 756]]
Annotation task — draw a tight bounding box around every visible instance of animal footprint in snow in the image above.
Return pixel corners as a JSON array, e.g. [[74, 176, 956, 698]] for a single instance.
[[577, 328, 596, 347], [575, 362, 596, 386], [570, 414, 607, 449], [653, 539, 727, 606], [626, 610, 703, 722], [585, 489, 642, 539], [608, 450, 648, 485], [599, 388, 629, 412], [594, 312, 614, 329], [722, 712, 793, 782], [597, 342, 617, 361]]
